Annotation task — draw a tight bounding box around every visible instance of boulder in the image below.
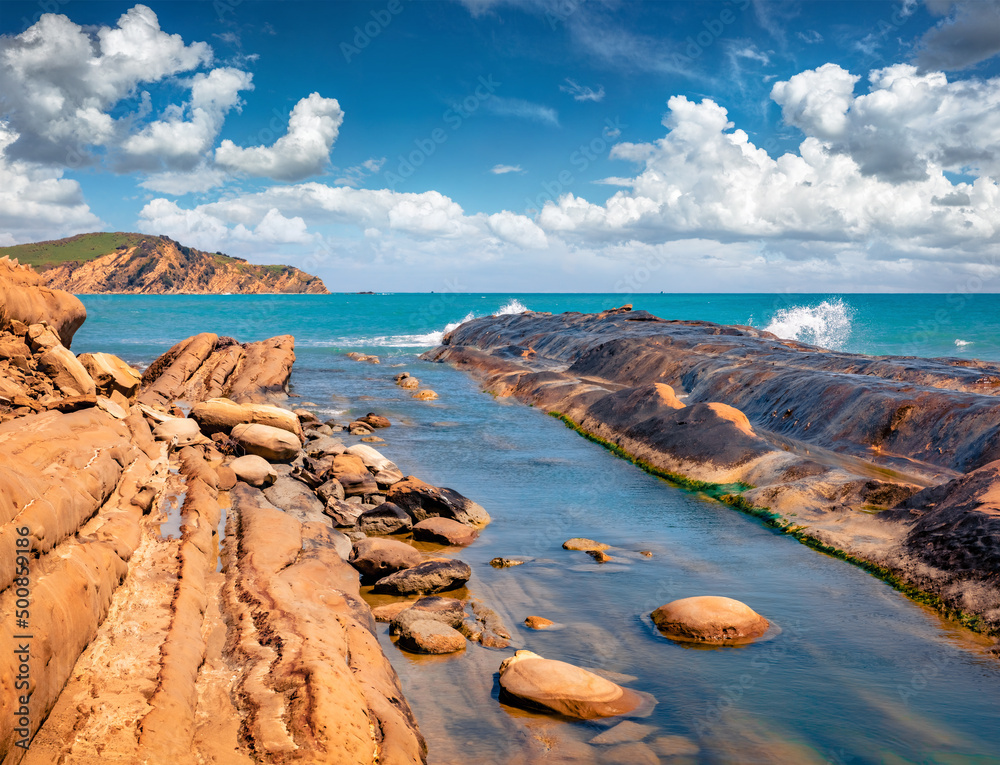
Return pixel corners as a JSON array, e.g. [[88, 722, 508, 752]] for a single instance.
[[399, 377, 420, 389], [37, 345, 97, 397], [393, 372, 410, 382], [391, 596, 466, 633], [229, 454, 278, 488], [332, 452, 366, 475], [349, 537, 422, 581], [294, 408, 321, 425], [325, 498, 365, 527], [191, 398, 302, 438], [357, 502, 412, 535], [316, 478, 345, 503], [361, 413, 391, 428], [412, 390, 438, 401], [362, 435, 384, 443], [588, 550, 613, 563], [262, 476, 328, 525], [387, 476, 491, 527], [563, 538, 609, 552], [497, 650, 644, 720], [216, 465, 238, 491], [77, 352, 141, 401], [345, 443, 398, 473], [396, 620, 466, 655], [524, 616, 555, 630], [231, 422, 301, 462], [152, 417, 205, 447], [0, 262, 86, 347], [411, 517, 479, 546], [339, 472, 378, 498], [373, 466, 404, 486], [373, 558, 471, 595], [305, 436, 346, 457], [650, 596, 769, 643], [371, 602, 414, 623]]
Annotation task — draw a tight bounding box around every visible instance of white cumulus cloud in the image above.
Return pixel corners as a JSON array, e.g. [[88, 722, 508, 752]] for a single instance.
[[0, 4, 211, 164], [215, 93, 344, 181]]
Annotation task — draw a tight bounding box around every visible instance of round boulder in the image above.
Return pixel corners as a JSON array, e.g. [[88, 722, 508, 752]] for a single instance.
[[361, 413, 391, 429], [498, 650, 644, 719], [349, 537, 422, 581], [650, 596, 769, 643], [412, 389, 438, 400], [372, 558, 471, 595], [229, 454, 278, 488], [231, 423, 301, 462], [152, 417, 205, 446], [411, 517, 479, 546]]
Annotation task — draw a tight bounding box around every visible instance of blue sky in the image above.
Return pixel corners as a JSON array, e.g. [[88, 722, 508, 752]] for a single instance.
[[2, 0, 1000, 291]]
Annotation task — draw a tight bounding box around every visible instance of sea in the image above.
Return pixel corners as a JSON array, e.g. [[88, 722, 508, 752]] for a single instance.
[[73, 294, 1000, 765]]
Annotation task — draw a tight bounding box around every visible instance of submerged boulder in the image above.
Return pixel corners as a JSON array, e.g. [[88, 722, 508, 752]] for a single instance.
[[396, 620, 466, 655], [498, 650, 644, 720], [650, 596, 769, 643]]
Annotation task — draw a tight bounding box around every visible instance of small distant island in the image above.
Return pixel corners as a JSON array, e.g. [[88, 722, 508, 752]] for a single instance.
[[0, 232, 329, 294]]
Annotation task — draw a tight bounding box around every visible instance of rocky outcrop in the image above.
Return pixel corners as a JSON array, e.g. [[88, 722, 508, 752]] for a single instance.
[[426, 306, 1000, 634], [139, 333, 296, 409], [0, 256, 86, 347], [10, 233, 329, 295]]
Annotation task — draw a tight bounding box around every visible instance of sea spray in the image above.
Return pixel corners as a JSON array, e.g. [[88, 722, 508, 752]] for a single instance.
[[763, 298, 853, 350], [303, 301, 529, 349]]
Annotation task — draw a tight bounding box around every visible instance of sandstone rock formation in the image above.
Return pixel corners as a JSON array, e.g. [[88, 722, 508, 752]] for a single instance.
[[0, 256, 86, 347]]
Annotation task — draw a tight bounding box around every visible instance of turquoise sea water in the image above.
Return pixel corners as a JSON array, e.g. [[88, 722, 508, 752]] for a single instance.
[[73, 294, 1000, 764]]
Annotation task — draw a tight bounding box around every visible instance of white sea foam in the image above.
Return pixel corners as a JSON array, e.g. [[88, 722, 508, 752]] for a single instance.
[[494, 298, 529, 316], [309, 302, 526, 350], [762, 298, 853, 350], [955, 339, 973, 347]]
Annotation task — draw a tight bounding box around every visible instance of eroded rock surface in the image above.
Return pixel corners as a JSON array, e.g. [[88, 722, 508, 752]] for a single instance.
[[425, 306, 1000, 633]]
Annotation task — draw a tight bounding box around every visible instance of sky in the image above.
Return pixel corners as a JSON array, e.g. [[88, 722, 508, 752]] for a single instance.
[[2, 0, 1000, 292]]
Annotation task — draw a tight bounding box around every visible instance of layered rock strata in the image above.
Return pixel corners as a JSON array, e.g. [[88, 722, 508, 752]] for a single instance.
[[425, 306, 1000, 633]]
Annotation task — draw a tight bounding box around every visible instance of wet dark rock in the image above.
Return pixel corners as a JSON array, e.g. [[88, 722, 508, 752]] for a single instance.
[[373, 558, 471, 595]]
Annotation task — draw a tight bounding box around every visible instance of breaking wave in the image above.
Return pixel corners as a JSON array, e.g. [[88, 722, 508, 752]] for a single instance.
[[955, 339, 973, 348], [762, 299, 853, 350], [313, 300, 530, 349]]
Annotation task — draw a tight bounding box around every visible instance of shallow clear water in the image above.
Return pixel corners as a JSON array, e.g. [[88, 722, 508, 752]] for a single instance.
[[74, 294, 1000, 764]]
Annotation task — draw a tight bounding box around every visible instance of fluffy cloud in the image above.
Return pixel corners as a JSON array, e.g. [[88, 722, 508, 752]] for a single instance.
[[215, 93, 344, 181], [535, 85, 1000, 260], [0, 126, 102, 243], [137, 199, 313, 250], [120, 67, 253, 171], [772, 63, 1000, 181], [137, 183, 547, 255], [0, 5, 211, 164]]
